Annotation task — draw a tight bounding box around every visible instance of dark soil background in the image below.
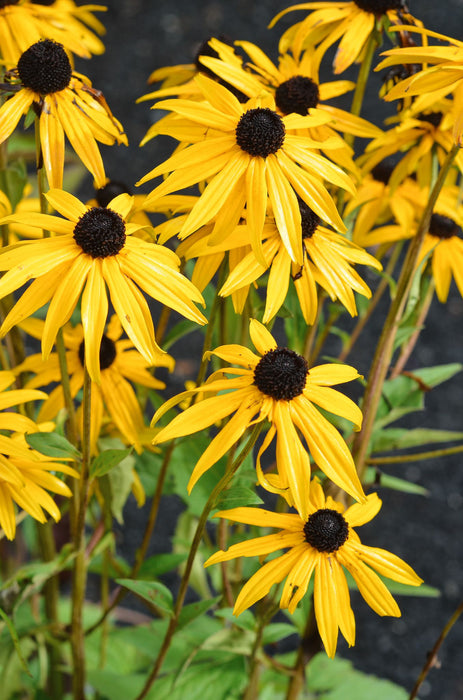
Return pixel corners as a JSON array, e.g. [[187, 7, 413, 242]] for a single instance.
[[75, 2, 463, 698]]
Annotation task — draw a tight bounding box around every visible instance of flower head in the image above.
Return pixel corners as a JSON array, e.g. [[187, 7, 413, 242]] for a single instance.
[[138, 74, 355, 267], [0, 39, 126, 188], [0, 370, 77, 540], [15, 315, 174, 454], [0, 189, 206, 383], [0, 0, 106, 67], [205, 480, 423, 658], [152, 319, 365, 515]]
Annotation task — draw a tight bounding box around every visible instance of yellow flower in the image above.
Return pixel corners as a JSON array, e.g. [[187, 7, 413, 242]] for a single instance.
[[417, 197, 463, 303], [0, 189, 206, 383], [15, 315, 174, 454], [270, 1, 419, 75], [199, 38, 381, 142], [152, 319, 365, 516], [0, 370, 78, 540], [138, 74, 355, 267], [205, 480, 422, 658], [344, 162, 425, 247], [0, 39, 126, 189], [219, 201, 382, 324], [0, 0, 105, 67]]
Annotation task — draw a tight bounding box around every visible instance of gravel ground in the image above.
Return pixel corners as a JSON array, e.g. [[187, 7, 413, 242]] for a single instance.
[[75, 2, 463, 698]]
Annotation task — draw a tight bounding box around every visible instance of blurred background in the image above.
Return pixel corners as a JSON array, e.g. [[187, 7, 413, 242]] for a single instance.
[[74, 2, 463, 698]]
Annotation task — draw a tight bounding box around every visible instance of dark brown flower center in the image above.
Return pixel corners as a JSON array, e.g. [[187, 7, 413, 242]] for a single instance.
[[299, 198, 321, 239], [17, 40, 72, 94], [417, 111, 443, 128], [303, 508, 349, 552], [95, 180, 132, 208], [78, 334, 117, 371], [74, 207, 126, 258], [354, 0, 404, 13], [371, 160, 395, 185], [235, 108, 285, 157], [0, 0, 20, 7], [275, 76, 320, 116], [253, 347, 308, 400], [32, 0, 55, 4], [429, 213, 460, 240]]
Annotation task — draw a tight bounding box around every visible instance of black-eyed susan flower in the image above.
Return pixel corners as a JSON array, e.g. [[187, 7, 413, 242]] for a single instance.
[[0, 370, 78, 540], [270, 1, 418, 76], [205, 479, 422, 658], [152, 319, 365, 515], [416, 192, 463, 302], [138, 74, 355, 266], [377, 27, 463, 141], [219, 200, 382, 324], [199, 39, 381, 143], [15, 315, 174, 454], [0, 189, 206, 383], [0, 39, 126, 189], [344, 161, 425, 247], [0, 0, 105, 67]]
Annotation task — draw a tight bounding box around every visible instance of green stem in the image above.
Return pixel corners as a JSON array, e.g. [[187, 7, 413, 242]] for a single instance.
[[338, 241, 403, 363], [285, 604, 321, 700], [389, 277, 435, 379], [134, 422, 264, 700], [71, 368, 92, 700], [345, 27, 380, 150], [37, 521, 63, 699], [195, 262, 227, 387], [368, 443, 463, 465], [243, 602, 279, 700], [352, 143, 460, 481], [409, 599, 463, 700]]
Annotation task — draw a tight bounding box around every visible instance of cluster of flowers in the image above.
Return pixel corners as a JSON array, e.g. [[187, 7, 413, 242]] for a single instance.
[[1, 0, 462, 660]]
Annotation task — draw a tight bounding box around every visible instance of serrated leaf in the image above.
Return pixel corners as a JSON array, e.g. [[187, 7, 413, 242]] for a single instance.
[[25, 432, 81, 460], [261, 623, 296, 645], [178, 596, 222, 630], [99, 451, 136, 524], [214, 608, 256, 631], [215, 486, 263, 510], [201, 627, 255, 655], [90, 448, 132, 478], [115, 579, 173, 616]]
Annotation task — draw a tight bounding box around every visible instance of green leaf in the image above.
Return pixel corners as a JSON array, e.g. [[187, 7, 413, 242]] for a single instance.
[[90, 448, 133, 478], [98, 449, 136, 524], [137, 553, 188, 579], [364, 468, 429, 496], [115, 579, 173, 616], [261, 623, 296, 645], [371, 427, 463, 453], [25, 432, 81, 460], [307, 653, 408, 699], [163, 319, 200, 351], [215, 486, 263, 510], [0, 607, 33, 678], [214, 608, 256, 631], [178, 596, 222, 630], [0, 159, 27, 211], [201, 627, 255, 655]]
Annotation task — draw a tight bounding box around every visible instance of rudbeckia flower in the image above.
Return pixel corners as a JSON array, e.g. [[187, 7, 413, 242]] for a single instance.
[[417, 203, 463, 303], [219, 200, 382, 324], [0, 0, 105, 67], [138, 73, 355, 266], [377, 28, 463, 143], [152, 319, 365, 514], [15, 315, 174, 454], [199, 39, 381, 142], [205, 480, 423, 658], [270, 1, 419, 75], [0, 189, 206, 383], [0, 39, 127, 189], [0, 370, 78, 540], [344, 161, 425, 247]]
